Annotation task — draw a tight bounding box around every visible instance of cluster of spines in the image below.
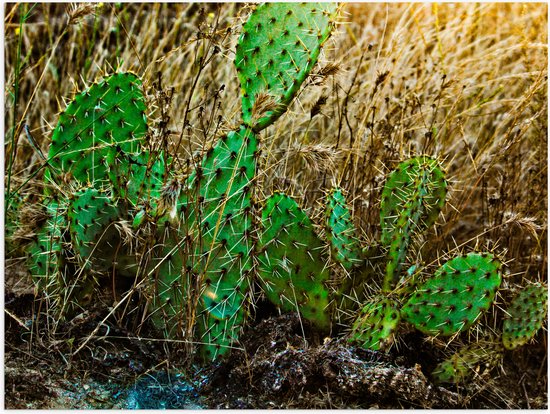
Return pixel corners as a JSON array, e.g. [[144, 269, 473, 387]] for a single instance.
[[401, 252, 502, 337], [257, 192, 331, 331], [380, 156, 447, 292], [325, 188, 363, 270], [502, 282, 548, 350], [235, 3, 338, 131]]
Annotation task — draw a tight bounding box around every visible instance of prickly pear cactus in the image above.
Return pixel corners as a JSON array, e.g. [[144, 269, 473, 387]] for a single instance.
[[257, 193, 331, 330], [148, 229, 190, 338], [432, 341, 503, 384], [45, 72, 147, 189], [349, 296, 400, 351], [235, 2, 338, 131], [380, 156, 447, 292], [325, 188, 363, 270], [401, 252, 502, 336], [180, 126, 258, 360], [502, 283, 548, 350]]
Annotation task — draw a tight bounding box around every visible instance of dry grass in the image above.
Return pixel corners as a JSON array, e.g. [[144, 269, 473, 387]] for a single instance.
[[4, 2, 548, 400]]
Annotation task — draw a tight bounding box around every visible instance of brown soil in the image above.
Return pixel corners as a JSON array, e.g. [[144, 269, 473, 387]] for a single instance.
[[4, 268, 547, 409]]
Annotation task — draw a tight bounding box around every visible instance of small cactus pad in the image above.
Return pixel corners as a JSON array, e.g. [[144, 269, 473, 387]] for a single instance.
[[432, 341, 503, 384], [235, 3, 338, 130], [401, 252, 502, 336], [67, 186, 121, 270], [349, 296, 400, 351], [45, 72, 147, 188], [184, 126, 258, 360], [380, 156, 447, 291], [325, 188, 363, 270], [502, 283, 548, 350], [258, 192, 331, 330]]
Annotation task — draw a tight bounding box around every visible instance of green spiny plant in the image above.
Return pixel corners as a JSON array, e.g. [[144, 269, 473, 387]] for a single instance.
[[345, 158, 503, 352], [325, 187, 363, 271], [44, 72, 148, 191], [349, 295, 400, 351], [502, 282, 548, 350], [380, 156, 447, 292], [235, 3, 339, 131], [146, 3, 340, 359], [257, 192, 332, 331], [431, 340, 504, 385], [401, 252, 502, 337], [431, 282, 547, 384]]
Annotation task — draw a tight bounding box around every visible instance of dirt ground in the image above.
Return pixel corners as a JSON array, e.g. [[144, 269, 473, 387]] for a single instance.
[[4, 262, 547, 409]]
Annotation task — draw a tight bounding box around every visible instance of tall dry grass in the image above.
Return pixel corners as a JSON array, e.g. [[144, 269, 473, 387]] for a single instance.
[[4, 2, 547, 318]]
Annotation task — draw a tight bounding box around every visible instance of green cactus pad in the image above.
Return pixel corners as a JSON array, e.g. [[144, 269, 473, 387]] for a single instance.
[[67, 186, 121, 271], [380, 156, 447, 291], [148, 229, 189, 338], [349, 296, 400, 351], [401, 252, 502, 336], [182, 125, 257, 360], [432, 341, 503, 384], [45, 72, 147, 189], [258, 192, 331, 330], [325, 188, 363, 270], [235, 3, 338, 130], [502, 283, 548, 350]]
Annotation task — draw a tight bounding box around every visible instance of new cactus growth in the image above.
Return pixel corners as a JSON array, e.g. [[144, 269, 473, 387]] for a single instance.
[[325, 188, 363, 270], [502, 283, 548, 350], [44, 72, 148, 190], [380, 156, 447, 292], [349, 296, 400, 351], [431, 341, 503, 384], [235, 2, 338, 131], [258, 193, 331, 330], [401, 252, 502, 336]]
